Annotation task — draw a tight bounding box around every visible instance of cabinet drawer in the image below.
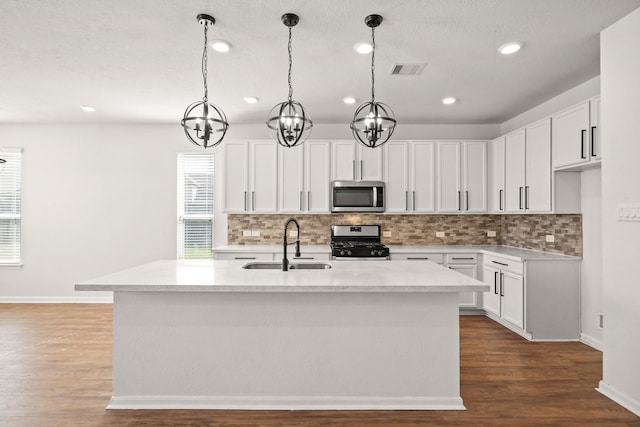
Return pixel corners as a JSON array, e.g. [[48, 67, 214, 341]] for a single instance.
[[445, 253, 477, 264], [483, 254, 524, 275], [390, 253, 444, 264], [215, 252, 274, 261]]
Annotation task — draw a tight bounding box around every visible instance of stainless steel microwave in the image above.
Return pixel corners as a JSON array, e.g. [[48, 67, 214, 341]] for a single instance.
[[330, 181, 385, 213]]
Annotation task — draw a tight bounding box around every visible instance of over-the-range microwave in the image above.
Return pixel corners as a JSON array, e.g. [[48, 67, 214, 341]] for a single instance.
[[330, 181, 385, 213]]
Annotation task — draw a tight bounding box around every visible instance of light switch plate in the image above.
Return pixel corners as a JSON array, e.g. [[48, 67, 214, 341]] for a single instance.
[[487, 230, 496, 237], [546, 235, 555, 243], [242, 230, 251, 237], [251, 230, 260, 237], [289, 230, 298, 237], [382, 231, 391, 238], [436, 231, 445, 238], [617, 203, 640, 221]]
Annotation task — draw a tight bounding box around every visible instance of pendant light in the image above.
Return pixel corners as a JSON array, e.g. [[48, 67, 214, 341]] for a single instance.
[[350, 14, 397, 149], [181, 14, 229, 149], [266, 13, 313, 148]]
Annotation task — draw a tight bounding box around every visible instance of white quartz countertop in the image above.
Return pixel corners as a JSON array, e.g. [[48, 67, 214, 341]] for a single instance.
[[213, 245, 580, 261], [75, 259, 489, 293]]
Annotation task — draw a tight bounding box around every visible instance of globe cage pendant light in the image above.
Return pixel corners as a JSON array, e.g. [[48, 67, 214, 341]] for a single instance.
[[350, 14, 397, 149], [266, 13, 313, 148], [181, 14, 229, 149]]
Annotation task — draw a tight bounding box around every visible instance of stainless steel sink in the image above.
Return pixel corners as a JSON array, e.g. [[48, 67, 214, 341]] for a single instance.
[[242, 262, 332, 270]]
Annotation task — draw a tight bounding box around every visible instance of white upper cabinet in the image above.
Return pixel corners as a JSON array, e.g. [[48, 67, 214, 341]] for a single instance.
[[384, 141, 435, 213], [437, 141, 487, 213], [504, 119, 552, 213], [492, 136, 506, 212], [552, 97, 601, 169], [331, 140, 384, 181], [279, 141, 331, 213], [525, 118, 552, 212], [223, 141, 278, 213]]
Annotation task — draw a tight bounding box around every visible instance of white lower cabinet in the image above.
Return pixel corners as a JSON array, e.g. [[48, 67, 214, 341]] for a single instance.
[[482, 254, 580, 340], [445, 254, 480, 310]]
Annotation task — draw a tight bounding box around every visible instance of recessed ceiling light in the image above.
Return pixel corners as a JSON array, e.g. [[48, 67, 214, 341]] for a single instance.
[[80, 105, 96, 112], [442, 97, 456, 105], [354, 42, 373, 55], [342, 96, 357, 105], [498, 42, 522, 55], [243, 96, 259, 104], [210, 40, 231, 53]]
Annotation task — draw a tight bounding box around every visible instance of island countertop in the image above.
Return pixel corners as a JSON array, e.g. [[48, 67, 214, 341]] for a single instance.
[[75, 259, 489, 294]]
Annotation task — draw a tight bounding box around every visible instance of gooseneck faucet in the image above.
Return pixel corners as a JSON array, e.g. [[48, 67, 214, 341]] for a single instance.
[[282, 218, 301, 271]]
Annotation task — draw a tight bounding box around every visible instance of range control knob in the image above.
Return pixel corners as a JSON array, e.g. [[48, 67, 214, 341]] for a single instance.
[[339, 250, 345, 256], [371, 250, 376, 256], [347, 250, 352, 256]]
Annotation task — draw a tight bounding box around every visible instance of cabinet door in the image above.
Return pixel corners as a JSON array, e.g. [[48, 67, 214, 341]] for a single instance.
[[501, 271, 524, 329], [590, 96, 601, 160], [482, 266, 501, 317], [223, 142, 249, 213], [462, 141, 487, 212], [505, 129, 526, 212], [357, 144, 384, 181], [449, 264, 479, 308], [305, 141, 331, 213], [525, 118, 552, 212], [437, 141, 461, 213], [411, 141, 436, 212], [331, 140, 356, 181], [552, 101, 590, 168], [384, 141, 410, 213], [278, 145, 304, 213], [493, 136, 506, 212], [249, 141, 278, 213]]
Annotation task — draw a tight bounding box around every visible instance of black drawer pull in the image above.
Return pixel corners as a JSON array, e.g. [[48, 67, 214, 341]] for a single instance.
[[452, 257, 474, 260], [407, 257, 429, 260], [492, 260, 508, 267], [234, 256, 257, 260]]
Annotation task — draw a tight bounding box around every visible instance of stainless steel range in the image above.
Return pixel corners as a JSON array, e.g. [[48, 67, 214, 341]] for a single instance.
[[330, 225, 390, 260]]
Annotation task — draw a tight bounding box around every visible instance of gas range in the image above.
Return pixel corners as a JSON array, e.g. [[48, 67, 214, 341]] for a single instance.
[[330, 225, 390, 260]]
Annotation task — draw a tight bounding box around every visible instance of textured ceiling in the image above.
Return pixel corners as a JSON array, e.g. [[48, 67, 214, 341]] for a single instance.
[[1, 0, 639, 125]]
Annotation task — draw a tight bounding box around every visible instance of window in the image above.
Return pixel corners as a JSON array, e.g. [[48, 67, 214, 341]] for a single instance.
[[0, 148, 22, 265], [177, 153, 214, 259]]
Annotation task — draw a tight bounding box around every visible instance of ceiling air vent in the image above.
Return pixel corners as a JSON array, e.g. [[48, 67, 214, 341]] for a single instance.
[[390, 63, 426, 76]]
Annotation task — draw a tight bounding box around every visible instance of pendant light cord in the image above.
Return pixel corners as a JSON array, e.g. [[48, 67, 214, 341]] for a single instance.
[[202, 22, 209, 102], [371, 26, 376, 104], [287, 26, 293, 102]]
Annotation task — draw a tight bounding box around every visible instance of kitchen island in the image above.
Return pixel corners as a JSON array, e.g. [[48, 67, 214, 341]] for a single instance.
[[76, 259, 488, 410]]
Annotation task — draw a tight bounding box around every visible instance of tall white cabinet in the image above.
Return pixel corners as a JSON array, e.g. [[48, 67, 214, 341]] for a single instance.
[[331, 140, 384, 181], [278, 141, 331, 213], [384, 141, 436, 213], [223, 141, 278, 213], [437, 141, 487, 213]]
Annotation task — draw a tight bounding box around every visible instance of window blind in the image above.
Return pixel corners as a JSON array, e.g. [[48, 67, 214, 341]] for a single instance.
[[177, 153, 214, 259], [0, 148, 22, 264]]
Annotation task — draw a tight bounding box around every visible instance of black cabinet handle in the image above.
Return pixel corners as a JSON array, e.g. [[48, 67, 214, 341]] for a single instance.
[[525, 186, 530, 210], [234, 256, 256, 260], [457, 191, 461, 211], [581, 129, 587, 159], [494, 271, 499, 294], [492, 260, 508, 267], [500, 273, 505, 296], [591, 126, 597, 157], [466, 191, 469, 211], [407, 257, 429, 260], [499, 189, 503, 211], [452, 257, 474, 260], [519, 187, 523, 210]]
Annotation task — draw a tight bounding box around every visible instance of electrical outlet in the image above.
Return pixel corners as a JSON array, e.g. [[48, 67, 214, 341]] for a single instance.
[[242, 230, 251, 237], [436, 231, 445, 238], [597, 313, 604, 329], [251, 230, 260, 237], [487, 230, 496, 237], [545, 235, 555, 243], [383, 231, 391, 238], [289, 230, 298, 237]]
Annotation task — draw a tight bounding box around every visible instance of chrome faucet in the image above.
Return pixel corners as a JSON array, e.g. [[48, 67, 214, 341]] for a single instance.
[[283, 218, 301, 271]]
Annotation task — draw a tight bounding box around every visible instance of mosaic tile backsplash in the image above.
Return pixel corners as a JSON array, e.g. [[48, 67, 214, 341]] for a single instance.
[[227, 214, 582, 257]]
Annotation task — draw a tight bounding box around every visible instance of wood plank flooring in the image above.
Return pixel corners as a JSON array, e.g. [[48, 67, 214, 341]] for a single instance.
[[1, 304, 638, 427]]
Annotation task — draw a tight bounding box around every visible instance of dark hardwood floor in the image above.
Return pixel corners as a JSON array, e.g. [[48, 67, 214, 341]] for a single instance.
[[1, 304, 638, 427]]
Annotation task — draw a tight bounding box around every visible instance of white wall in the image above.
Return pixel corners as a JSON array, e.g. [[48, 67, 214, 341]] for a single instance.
[[0, 124, 201, 301], [599, 7, 640, 416], [580, 168, 603, 349]]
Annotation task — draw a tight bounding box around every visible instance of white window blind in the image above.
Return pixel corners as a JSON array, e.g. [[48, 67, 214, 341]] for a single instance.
[[177, 153, 214, 259], [0, 148, 22, 265]]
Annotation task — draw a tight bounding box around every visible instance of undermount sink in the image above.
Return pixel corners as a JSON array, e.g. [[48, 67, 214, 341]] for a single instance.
[[242, 262, 332, 270]]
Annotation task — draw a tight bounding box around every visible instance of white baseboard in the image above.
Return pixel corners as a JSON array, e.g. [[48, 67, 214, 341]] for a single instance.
[[0, 296, 112, 303], [107, 395, 466, 411], [597, 381, 640, 417], [580, 333, 604, 351]]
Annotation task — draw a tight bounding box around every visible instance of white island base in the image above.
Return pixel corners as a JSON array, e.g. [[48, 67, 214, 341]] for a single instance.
[[76, 260, 487, 410]]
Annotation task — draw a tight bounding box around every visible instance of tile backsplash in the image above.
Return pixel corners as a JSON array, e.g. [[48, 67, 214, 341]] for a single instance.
[[227, 213, 582, 257]]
